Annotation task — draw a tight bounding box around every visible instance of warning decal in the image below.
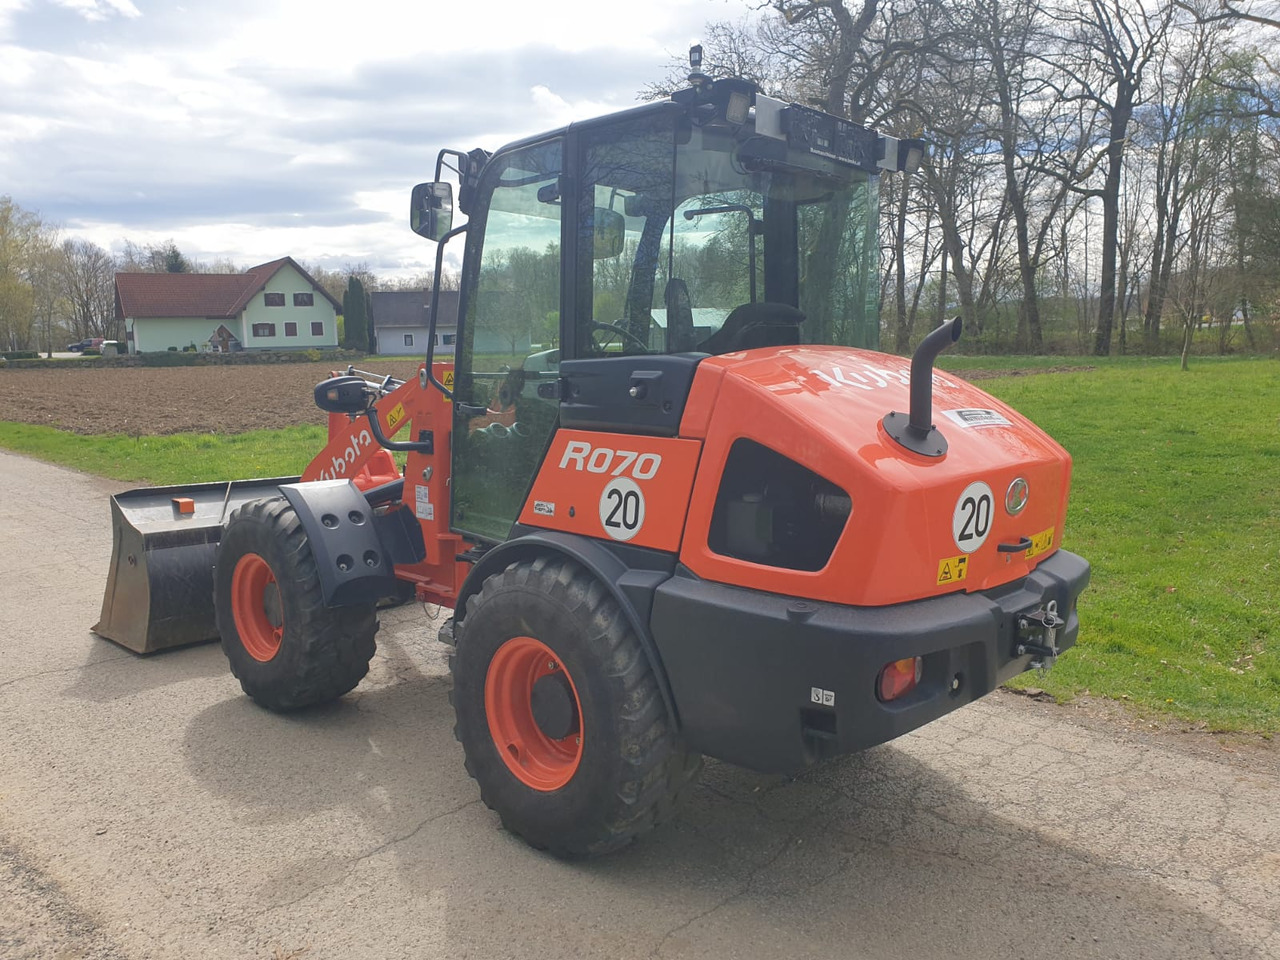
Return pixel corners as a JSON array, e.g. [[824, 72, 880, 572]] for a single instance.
[[386, 402, 407, 433], [442, 369, 455, 397], [414, 483, 434, 521], [1026, 526, 1055, 559], [937, 555, 969, 585]]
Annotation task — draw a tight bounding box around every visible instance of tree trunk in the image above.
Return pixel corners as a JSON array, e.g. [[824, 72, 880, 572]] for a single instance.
[[1092, 95, 1131, 356], [893, 173, 912, 353]]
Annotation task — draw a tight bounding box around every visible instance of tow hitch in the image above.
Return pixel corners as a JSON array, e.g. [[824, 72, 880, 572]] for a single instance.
[[1015, 600, 1064, 671]]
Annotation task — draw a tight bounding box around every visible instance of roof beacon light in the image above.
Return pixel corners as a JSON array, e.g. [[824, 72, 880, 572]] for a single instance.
[[688, 44, 709, 88]]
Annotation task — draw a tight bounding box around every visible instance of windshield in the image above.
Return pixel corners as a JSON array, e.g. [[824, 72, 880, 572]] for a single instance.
[[578, 112, 880, 356]]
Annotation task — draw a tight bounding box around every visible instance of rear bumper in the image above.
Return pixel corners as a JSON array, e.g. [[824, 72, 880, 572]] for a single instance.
[[649, 549, 1090, 774]]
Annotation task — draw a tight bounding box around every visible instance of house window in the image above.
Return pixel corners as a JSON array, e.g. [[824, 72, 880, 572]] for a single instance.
[[264, 293, 285, 307], [285, 322, 298, 337], [443, 334, 456, 345], [403, 333, 414, 347], [311, 321, 324, 336], [252, 323, 276, 337], [293, 292, 313, 307]]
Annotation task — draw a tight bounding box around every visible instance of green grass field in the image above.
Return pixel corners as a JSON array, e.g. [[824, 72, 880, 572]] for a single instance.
[[982, 358, 1279, 734], [1, 355, 1276, 733]]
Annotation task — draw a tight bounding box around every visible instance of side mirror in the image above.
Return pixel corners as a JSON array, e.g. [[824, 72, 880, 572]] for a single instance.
[[592, 207, 625, 259], [410, 182, 454, 241], [313, 376, 371, 414]]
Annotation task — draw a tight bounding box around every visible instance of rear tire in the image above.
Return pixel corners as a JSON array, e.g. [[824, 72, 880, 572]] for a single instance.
[[214, 497, 377, 712], [450, 555, 701, 857]]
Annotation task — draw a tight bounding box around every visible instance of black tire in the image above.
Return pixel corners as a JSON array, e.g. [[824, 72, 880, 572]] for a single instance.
[[214, 497, 378, 712], [449, 555, 701, 857]]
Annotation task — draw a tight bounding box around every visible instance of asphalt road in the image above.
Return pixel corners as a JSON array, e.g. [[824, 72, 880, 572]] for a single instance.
[[1, 450, 1277, 960]]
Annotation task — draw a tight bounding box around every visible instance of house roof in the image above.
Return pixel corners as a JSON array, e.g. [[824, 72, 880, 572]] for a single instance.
[[115, 256, 341, 319], [369, 289, 460, 330], [369, 291, 427, 329]]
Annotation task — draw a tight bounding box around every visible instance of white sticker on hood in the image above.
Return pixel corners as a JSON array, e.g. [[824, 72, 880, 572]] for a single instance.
[[942, 408, 1012, 429]]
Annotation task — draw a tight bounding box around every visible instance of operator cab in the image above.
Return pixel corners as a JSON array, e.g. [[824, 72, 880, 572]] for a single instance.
[[411, 70, 923, 543]]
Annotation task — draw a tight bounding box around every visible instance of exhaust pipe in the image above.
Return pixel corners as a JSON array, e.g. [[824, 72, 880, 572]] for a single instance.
[[882, 316, 962, 458]]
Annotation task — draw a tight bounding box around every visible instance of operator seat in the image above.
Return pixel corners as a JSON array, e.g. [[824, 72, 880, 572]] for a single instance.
[[696, 301, 807, 355]]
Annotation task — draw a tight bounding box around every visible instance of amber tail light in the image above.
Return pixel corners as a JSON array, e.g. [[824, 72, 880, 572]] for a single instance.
[[877, 656, 923, 702]]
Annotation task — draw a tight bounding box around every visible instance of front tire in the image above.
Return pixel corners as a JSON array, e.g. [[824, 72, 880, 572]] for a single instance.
[[450, 555, 701, 857], [214, 497, 377, 712]]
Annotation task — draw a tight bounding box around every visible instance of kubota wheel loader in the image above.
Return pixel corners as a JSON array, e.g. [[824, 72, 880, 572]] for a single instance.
[[94, 60, 1089, 857]]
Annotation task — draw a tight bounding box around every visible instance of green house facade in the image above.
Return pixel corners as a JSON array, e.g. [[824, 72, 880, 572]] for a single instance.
[[114, 258, 341, 354]]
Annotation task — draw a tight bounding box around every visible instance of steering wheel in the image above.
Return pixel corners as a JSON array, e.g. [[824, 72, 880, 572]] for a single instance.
[[589, 320, 650, 354]]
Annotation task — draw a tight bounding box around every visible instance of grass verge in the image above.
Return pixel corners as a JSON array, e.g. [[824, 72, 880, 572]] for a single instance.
[[0, 422, 326, 486]]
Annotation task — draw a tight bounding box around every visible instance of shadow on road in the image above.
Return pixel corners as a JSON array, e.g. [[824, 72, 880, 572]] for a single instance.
[[64, 639, 232, 703], [178, 637, 1250, 960]]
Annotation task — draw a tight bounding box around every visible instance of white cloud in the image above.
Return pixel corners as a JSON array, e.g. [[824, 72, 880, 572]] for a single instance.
[[2, 0, 753, 278], [49, 0, 139, 21], [528, 84, 616, 129]]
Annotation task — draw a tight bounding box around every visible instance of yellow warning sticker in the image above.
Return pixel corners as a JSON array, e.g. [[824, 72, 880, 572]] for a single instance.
[[442, 369, 454, 402], [1026, 526, 1055, 559], [386, 402, 407, 433], [937, 555, 969, 585]]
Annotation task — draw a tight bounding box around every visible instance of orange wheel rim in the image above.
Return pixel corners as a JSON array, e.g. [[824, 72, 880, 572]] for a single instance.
[[485, 636, 584, 791], [230, 552, 283, 662]]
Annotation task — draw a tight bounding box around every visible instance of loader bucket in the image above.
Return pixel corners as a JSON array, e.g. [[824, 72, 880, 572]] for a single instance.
[[92, 477, 299, 654]]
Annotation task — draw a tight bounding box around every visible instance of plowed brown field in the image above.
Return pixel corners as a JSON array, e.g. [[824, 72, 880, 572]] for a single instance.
[[0, 362, 423, 435], [0, 360, 1087, 437]]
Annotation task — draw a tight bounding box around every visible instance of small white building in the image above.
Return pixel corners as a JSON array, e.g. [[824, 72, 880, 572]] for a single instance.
[[370, 290, 459, 357]]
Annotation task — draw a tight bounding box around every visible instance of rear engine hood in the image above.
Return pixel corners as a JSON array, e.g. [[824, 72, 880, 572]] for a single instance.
[[679, 345, 1073, 606]]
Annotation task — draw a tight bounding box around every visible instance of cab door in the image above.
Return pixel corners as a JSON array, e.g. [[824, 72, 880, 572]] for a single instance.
[[450, 139, 563, 543]]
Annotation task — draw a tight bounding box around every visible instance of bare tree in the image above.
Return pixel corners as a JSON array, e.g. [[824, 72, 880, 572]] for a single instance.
[[1046, 0, 1175, 356], [60, 239, 118, 341]]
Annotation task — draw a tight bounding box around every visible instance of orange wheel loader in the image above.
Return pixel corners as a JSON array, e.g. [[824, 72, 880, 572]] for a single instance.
[[94, 60, 1089, 857]]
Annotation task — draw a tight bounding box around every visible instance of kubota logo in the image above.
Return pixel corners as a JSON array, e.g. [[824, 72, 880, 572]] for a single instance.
[[812, 364, 956, 392], [319, 429, 374, 480]]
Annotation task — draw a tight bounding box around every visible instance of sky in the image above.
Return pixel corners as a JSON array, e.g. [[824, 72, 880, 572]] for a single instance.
[[0, 0, 745, 278]]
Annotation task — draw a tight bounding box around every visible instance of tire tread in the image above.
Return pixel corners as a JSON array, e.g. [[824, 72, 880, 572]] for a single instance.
[[215, 497, 377, 712]]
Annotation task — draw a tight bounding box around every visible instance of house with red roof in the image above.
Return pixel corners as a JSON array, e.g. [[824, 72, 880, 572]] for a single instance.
[[114, 257, 340, 355]]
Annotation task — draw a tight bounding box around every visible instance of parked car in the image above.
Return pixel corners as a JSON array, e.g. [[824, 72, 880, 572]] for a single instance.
[[67, 338, 104, 352]]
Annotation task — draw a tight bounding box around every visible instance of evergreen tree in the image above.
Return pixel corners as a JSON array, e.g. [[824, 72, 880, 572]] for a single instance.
[[343, 276, 367, 351], [161, 242, 191, 273]]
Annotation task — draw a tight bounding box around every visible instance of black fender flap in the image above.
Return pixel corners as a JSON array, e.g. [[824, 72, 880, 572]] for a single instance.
[[455, 529, 680, 728], [278, 480, 414, 606]]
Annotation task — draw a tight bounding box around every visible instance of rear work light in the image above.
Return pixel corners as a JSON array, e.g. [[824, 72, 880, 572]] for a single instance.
[[877, 656, 923, 702]]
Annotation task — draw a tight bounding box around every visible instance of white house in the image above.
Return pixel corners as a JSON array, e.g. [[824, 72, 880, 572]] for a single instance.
[[114, 257, 341, 354], [370, 289, 459, 356]]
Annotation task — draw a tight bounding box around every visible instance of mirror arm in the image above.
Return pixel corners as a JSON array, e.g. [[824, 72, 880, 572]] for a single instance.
[[434, 148, 469, 184], [424, 222, 469, 399]]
